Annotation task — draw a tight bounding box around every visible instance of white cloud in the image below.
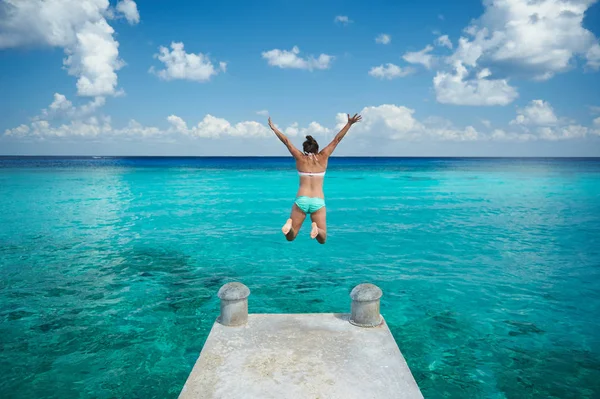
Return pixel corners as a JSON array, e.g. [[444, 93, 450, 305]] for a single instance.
[[510, 100, 558, 126], [590, 106, 600, 115], [402, 45, 435, 69], [428, 0, 600, 107], [490, 129, 537, 141], [334, 16, 352, 25], [5, 116, 113, 138], [168, 114, 270, 138], [448, 0, 600, 80], [303, 121, 331, 137], [256, 110, 269, 116], [4, 102, 477, 142], [488, 124, 589, 141], [5, 124, 31, 137], [41, 93, 106, 119], [334, 113, 348, 131], [345, 104, 480, 141], [368, 63, 415, 79], [5, 82, 596, 145], [78, 96, 106, 115], [375, 34, 391, 44], [282, 121, 331, 138], [283, 122, 299, 137], [499, 99, 591, 141], [435, 35, 453, 49], [150, 42, 226, 82], [586, 43, 600, 70], [114, 119, 161, 137], [433, 61, 518, 106], [537, 125, 588, 140], [261, 46, 333, 71], [116, 0, 139, 25], [166, 115, 187, 132], [5, 112, 274, 140], [47, 93, 74, 114], [0, 0, 137, 97]]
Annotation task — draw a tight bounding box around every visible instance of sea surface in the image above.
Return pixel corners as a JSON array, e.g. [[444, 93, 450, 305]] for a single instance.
[[1, 157, 599, 398]]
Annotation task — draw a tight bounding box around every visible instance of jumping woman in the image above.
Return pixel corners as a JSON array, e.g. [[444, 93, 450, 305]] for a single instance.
[[267, 113, 362, 244]]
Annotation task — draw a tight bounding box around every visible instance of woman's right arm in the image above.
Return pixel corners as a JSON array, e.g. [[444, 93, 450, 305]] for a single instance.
[[319, 113, 362, 157], [268, 117, 303, 159]]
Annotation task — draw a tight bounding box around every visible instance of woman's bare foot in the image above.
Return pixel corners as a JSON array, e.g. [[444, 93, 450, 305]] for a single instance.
[[282, 219, 293, 235], [310, 222, 319, 239]]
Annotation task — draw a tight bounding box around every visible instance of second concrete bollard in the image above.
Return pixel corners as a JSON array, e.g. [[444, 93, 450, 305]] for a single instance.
[[217, 282, 250, 327], [349, 283, 383, 327]]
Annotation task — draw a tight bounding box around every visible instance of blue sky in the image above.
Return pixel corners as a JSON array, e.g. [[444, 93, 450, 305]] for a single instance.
[[1, 0, 600, 156]]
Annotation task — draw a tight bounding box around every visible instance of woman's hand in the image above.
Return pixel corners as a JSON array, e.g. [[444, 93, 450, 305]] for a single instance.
[[268, 117, 276, 131], [347, 113, 362, 125]]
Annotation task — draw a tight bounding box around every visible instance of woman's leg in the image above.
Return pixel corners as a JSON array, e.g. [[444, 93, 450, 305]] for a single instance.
[[309, 207, 327, 244], [282, 203, 306, 241]]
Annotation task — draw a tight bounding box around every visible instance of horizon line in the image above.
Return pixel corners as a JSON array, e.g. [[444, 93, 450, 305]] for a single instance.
[[2, 155, 600, 159]]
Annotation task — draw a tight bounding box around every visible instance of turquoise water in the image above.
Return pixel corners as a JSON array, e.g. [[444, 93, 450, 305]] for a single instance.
[[1, 157, 600, 398]]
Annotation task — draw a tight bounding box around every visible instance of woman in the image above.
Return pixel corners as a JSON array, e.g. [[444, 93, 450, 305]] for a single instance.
[[267, 113, 362, 244]]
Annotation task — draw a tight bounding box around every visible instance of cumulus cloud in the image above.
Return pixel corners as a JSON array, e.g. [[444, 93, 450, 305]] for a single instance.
[[284, 121, 331, 138], [402, 45, 435, 69], [510, 100, 558, 126], [116, 0, 140, 25], [256, 110, 269, 116], [449, 0, 600, 80], [334, 16, 352, 25], [0, 0, 138, 97], [368, 63, 415, 79], [536, 125, 588, 140], [433, 61, 518, 106], [499, 99, 590, 141], [425, 0, 600, 106], [5, 91, 596, 144], [150, 42, 226, 82], [489, 124, 589, 141], [344, 104, 480, 141], [38, 93, 106, 120], [375, 34, 391, 44], [586, 43, 600, 70], [436, 35, 452, 49], [261, 46, 333, 71], [167, 114, 270, 138], [5, 112, 274, 140], [5, 116, 113, 138]]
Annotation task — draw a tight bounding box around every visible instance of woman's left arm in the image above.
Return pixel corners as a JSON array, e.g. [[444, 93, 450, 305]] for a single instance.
[[268, 117, 303, 158]]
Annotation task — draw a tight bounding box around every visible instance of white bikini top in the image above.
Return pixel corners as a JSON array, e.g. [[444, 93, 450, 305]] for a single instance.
[[298, 152, 326, 177], [298, 171, 326, 177]]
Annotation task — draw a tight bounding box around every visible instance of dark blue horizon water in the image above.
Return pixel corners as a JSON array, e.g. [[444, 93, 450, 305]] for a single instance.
[[1, 157, 600, 398]]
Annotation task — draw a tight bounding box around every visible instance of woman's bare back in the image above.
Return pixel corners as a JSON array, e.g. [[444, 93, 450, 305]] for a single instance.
[[296, 153, 328, 198]]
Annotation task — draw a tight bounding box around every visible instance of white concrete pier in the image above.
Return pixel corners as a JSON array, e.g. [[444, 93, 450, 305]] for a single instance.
[[179, 283, 423, 399]]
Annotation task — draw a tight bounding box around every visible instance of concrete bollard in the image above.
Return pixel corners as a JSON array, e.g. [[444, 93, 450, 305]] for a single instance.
[[349, 283, 383, 327], [217, 282, 250, 327]]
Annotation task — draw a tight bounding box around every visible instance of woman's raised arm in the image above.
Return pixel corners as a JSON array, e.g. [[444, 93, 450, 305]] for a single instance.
[[268, 117, 303, 158], [319, 113, 362, 157]]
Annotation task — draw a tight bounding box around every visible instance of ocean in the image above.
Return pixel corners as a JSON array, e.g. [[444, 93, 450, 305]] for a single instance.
[[1, 157, 599, 398]]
